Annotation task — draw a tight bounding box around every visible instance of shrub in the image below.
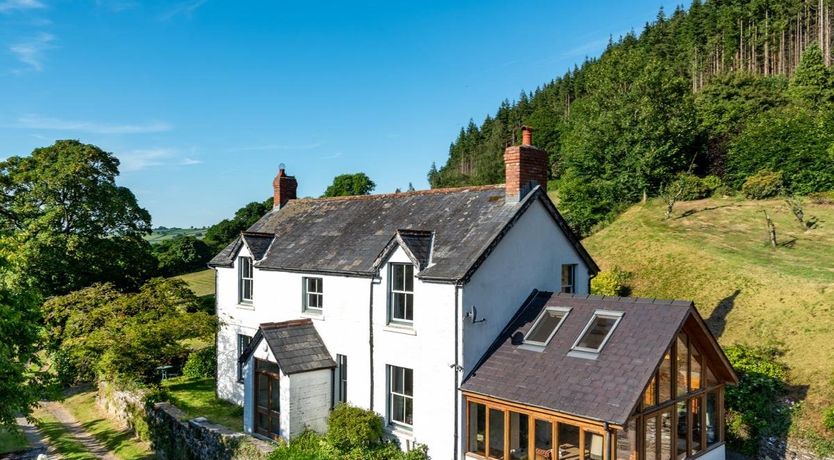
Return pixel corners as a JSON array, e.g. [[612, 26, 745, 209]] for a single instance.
[[824, 407, 834, 431], [182, 347, 216, 379], [711, 184, 735, 198], [672, 173, 711, 201], [591, 267, 632, 297], [702, 175, 723, 192], [327, 403, 384, 450], [742, 170, 784, 199], [808, 191, 834, 205], [724, 344, 791, 455]]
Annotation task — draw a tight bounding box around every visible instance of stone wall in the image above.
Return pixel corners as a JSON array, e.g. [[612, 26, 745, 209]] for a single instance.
[[758, 436, 834, 460]]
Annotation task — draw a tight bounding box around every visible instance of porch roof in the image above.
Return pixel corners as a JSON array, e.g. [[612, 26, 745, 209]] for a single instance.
[[239, 319, 336, 375]]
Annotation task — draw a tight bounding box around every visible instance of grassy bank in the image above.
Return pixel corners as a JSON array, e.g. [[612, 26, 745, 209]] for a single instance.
[[63, 390, 153, 460], [0, 429, 29, 454], [162, 377, 243, 431], [583, 197, 834, 442]]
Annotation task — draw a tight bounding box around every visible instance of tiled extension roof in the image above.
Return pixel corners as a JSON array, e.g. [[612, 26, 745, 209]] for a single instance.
[[460, 292, 730, 426], [209, 185, 598, 282], [239, 319, 336, 375]]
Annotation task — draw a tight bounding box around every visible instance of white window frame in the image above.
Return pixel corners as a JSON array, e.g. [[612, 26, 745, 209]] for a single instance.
[[571, 310, 624, 353], [388, 263, 414, 325], [237, 334, 252, 383], [238, 256, 254, 304], [561, 264, 577, 294], [387, 365, 414, 428], [302, 276, 324, 312], [523, 306, 571, 346]]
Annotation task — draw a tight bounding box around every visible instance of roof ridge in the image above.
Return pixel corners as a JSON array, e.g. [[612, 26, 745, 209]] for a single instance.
[[289, 184, 505, 204], [260, 319, 313, 329]]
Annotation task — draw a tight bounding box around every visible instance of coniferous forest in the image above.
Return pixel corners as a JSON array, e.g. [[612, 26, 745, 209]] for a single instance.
[[429, 0, 834, 235]]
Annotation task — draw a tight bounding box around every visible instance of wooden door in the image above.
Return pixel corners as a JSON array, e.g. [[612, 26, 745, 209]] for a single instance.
[[254, 360, 281, 439]]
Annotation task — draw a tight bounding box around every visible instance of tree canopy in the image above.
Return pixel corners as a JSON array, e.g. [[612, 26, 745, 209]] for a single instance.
[[203, 197, 272, 253], [322, 173, 376, 197]]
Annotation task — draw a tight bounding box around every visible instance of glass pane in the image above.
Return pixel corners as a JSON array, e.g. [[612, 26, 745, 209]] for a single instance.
[[659, 351, 673, 402], [403, 368, 413, 395], [691, 398, 702, 455], [576, 316, 618, 350], [392, 395, 404, 423], [562, 265, 574, 293], [676, 335, 688, 397], [392, 367, 403, 393], [534, 420, 553, 460], [660, 410, 672, 460], [706, 391, 718, 446], [489, 409, 505, 458], [393, 293, 406, 320], [644, 417, 657, 460], [257, 374, 268, 407], [404, 396, 413, 425], [270, 380, 280, 412], [509, 412, 529, 460], [469, 402, 486, 455], [257, 412, 267, 431], [405, 293, 413, 321], [405, 264, 414, 291], [676, 402, 687, 460], [643, 375, 657, 408], [705, 365, 718, 386], [585, 432, 604, 460], [527, 309, 567, 344], [270, 415, 280, 436], [559, 423, 580, 460], [691, 347, 702, 391], [616, 419, 637, 460]]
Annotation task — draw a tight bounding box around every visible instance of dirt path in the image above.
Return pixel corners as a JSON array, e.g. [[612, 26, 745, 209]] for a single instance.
[[40, 401, 119, 460], [12, 414, 52, 458]]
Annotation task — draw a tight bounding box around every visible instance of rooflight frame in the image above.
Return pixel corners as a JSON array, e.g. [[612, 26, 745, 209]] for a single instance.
[[570, 309, 624, 354], [523, 306, 572, 346]]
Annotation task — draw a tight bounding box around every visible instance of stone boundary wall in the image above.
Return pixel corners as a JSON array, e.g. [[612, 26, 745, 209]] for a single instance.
[[758, 436, 834, 460], [95, 383, 275, 460]]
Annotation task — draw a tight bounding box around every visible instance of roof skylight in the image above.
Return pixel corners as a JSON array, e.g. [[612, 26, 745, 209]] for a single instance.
[[571, 310, 624, 353], [524, 307, 570, 346]]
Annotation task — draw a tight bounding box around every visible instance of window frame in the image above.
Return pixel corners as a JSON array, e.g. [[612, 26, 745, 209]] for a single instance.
[[523, 306, 571, 346], [570, 310, 624, 353], [387, 365, 414, 428], [237, 333, 252, 383], [561, 264, 577, 294], [238, 256, 254, 304], [335, 354, 347, 405], [388, 263, 415, 325], [302, 276, 324, 313]]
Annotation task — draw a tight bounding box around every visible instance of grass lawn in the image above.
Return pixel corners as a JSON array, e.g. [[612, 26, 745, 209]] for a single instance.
[[145, 227, 206, 244], [175, 269, 215, 298], [583, 197, 834, 441], [162, 377, 243, 431], [63, 390, 153, 460], [0, 429, 29, 454], [32, 405, 98, 460]]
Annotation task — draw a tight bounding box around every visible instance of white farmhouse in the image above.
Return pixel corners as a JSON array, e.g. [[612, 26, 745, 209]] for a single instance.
[[211, 127, 736, 460]]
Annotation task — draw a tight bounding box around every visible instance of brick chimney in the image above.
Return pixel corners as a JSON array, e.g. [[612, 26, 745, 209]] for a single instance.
[[273, 164, 297, 208], [504, 126, 548, 202]]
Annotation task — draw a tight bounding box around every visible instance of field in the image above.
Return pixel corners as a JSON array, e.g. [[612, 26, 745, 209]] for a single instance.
[[144, 227, 207, 244], [583, 197, 834, 442], [175, 269, 215, 298]]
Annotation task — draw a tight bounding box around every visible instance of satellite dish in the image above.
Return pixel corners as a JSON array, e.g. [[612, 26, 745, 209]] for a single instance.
[[464, 305, 486, 324]]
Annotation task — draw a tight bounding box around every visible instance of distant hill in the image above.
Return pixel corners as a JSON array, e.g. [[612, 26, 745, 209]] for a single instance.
[[583, 196, 834, 445], [145, 227, 207, 244]]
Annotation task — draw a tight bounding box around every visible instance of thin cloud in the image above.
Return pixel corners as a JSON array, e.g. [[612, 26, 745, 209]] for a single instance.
[[16, 114, 172, 134], [234, 142, 323, 152], [9, 32, 54, 72], [119, 148, 202, 172], [0, 0, 45, 13], [320, 152, 343, 160], [159, 0, 206, 20]]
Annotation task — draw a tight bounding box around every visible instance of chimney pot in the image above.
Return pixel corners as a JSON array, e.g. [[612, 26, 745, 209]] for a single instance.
[[273, 164, 297, 208], [521, 126, 533, 146]]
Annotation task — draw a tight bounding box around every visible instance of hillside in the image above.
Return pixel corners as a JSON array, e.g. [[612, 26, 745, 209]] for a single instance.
[[145, 227, 207, 244], [583, 196, 834, 441]]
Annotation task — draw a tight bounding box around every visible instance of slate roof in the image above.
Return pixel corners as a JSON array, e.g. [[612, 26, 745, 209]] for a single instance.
[[460, 292, 730, 426], [209, 185, 598, 282], [239, 319, 336, 375], [241, 233, 273, 260]]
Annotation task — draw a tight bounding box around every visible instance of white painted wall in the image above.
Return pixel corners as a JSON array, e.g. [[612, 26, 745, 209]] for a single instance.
[[288, 369, 332, 437]]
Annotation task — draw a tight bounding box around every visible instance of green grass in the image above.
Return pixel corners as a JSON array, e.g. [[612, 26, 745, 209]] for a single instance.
[[162, 377, 243, 431], [145, 227, 207, 244], [583, 196, 834, 440], [0, 429, 29, 454], [63, 390, 153, 460], [32, 405, 98, 460], [175, 269, 215, 298]]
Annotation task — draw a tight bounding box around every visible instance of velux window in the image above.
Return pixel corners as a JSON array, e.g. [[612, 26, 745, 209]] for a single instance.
[[524, 307, 570, 346], [389, 263, 414, 324], [303, 277, 323, 312], [572, 310, 623, 353], [238, 256, 253, 303]]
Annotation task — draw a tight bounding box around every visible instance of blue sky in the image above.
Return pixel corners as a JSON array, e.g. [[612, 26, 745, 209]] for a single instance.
[[0, 0, 687, 227]]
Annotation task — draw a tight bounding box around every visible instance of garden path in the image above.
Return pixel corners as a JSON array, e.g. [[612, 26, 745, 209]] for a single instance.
[[40, 401, 119, 460]]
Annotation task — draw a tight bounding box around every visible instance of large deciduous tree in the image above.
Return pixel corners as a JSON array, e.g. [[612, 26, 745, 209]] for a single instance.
[[322, 173, 376, 197], [0, 140, 156, 295], [202, 197, 272, 253]]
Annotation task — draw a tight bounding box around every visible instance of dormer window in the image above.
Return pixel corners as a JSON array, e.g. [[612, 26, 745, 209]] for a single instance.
[[238, 256, 253, 304], [389, 263, 414, 325], [571, 310, 623, 354], [524, 307, 570, 346]]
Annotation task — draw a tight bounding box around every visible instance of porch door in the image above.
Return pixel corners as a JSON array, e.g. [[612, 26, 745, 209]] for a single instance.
[[254, 359, 281, 439]]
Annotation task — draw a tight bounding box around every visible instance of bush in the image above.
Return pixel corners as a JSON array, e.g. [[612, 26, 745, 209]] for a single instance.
[[724, 344, 791, 455], [182, 347, 216, 379], [712, 184, 735, 198], [671, 173, 711, 200], [808, 191, 834, 205], [824, 407, 834, 431], [327, 403, 384, 450], [591, 267, 632, 296], [742, 170, 784, 199]]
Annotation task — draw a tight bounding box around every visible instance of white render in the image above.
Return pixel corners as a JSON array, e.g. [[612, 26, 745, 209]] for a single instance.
[[216, 197, 592, 457]]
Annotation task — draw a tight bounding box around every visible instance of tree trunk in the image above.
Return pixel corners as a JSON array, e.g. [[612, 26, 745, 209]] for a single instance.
[[763, 210, 777, 248]]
